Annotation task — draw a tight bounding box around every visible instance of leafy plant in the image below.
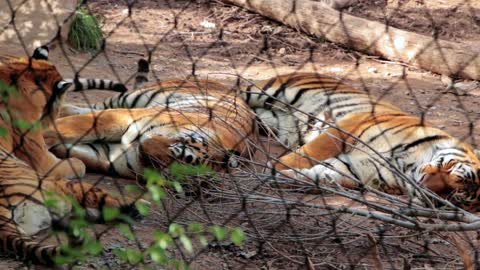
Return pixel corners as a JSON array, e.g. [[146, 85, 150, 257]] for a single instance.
[[68, 6, 103, 51], [48, 162, 246, 268]]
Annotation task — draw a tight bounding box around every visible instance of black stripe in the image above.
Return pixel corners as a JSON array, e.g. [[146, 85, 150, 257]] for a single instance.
[[120, 92, 131, 107], [335, 157, 361, 180], [87, 79, 93, 89], [245, 84, 253, 105], [369, 159, 388, 187], [290, 88, 314, 105], [392, 124, 423, 135], [437, 151, 467, 159], [263, 77, 305, 109], [262, 78, 276, 92], [366, 123, 406, 144], [99, 79, 105, 89], [85, 143, 101, 158], [391, 135, 448, 154], [73, 77, 83, 91]]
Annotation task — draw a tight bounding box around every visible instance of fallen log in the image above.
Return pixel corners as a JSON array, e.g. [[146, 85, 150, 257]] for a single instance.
[[222, 0, 480, 80]]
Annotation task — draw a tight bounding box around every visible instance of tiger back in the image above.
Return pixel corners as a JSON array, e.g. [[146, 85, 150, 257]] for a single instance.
[[242, 73, 480, 211]]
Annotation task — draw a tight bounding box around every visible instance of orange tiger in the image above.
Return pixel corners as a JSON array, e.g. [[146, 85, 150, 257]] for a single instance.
[[45, 60, 256, 178], [242, 73, 480, 211], [0, 54, 140, 265]]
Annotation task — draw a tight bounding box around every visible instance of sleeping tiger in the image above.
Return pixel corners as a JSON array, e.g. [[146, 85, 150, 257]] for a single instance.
[[0, 54, 140, 265], [44, 59, 256, 178], [242, 73, 480, 211]]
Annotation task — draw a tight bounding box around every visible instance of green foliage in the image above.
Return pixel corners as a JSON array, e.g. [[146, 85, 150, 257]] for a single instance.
[[0, 80, 17, 102], [48, 164, 246, 268], [69, 6, 103, 51]]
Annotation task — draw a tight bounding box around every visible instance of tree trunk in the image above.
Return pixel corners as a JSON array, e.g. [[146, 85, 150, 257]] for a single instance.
[[223, 0, 480, 80]]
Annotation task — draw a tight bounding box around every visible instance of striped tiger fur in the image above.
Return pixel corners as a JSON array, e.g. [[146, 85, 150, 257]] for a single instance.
[[45, 59, 256, 178], [0, 55, 141, 265], [242, 73, 480, 211]]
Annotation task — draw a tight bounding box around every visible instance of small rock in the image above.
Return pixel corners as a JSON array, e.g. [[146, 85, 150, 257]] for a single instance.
[[441, 74, 453, 89], [278, 47, 286, 55], [390, 72, 404, 77], [367, 67, 378, 73], [453, 80, 478, 92], [200, 20, 216, 29]]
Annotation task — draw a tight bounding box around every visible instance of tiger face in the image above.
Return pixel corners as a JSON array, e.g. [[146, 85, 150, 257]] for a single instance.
[[420, 154, 480, 211], [0, 58, 72, 126]]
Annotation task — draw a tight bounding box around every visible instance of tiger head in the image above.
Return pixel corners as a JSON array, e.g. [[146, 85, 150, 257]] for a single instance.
[[0, 57, 72, 127], [420, 146, 480, 212]]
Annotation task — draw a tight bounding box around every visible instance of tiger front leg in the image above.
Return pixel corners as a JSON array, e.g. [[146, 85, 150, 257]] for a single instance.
[[275, 159, 359, 191], [274, 126, 351, 171], [14, 131, 86, 179]]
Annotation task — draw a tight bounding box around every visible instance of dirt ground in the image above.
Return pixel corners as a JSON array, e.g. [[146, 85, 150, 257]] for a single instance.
[[2, 0, 480, 269]]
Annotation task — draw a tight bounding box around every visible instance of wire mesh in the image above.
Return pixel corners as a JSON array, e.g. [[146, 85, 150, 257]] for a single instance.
[[1, 0, 480, 269]]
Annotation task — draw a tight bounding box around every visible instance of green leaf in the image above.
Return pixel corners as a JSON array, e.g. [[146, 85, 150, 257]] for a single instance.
[[43, 191, 61, 209], [187, 223, 203, 233], [113, 248, 128, 261], [171, 181, 183, 193], [118, 223, 135, 241], [230, 228, 246, 246], [0, 126, 7, 137], [180, 235, 193, 253], [168, 223, 184, 237], [148, 246, 167, 264], [0, 80, 17, 101], [135, 200, 150, 216], [144, 168, 166, 186], [65, 195, 86, 218], [103, 207, 120, 222], [198, 235, 208, 247], [148, 185, 166, 202], [13, 119, 32, 130], [153, 231, 173, 249], [53, 255, 72, 266], [126, 248, 143, 264], [169, 162, 212, 180], [210, 225, 226, 241], [83, 239, 103, 255], [126, 184, 142, 193]]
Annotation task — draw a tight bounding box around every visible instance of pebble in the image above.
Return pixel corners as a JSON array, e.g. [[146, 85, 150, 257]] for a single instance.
[[440, 74, 453, 88], [367, 67, 377, 73]]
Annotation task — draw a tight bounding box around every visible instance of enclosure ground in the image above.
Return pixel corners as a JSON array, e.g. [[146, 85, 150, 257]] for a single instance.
[[1, 0, 480, 269]]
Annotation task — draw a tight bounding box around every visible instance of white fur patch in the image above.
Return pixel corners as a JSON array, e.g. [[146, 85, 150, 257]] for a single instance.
[[13, 201, 52, 236]]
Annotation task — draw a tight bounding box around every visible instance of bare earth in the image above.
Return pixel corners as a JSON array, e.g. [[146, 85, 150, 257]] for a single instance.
[[2, 0, 480, 269]]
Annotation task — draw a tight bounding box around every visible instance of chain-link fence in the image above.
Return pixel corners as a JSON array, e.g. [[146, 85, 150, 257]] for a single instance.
[[2, 0, 480, 269]]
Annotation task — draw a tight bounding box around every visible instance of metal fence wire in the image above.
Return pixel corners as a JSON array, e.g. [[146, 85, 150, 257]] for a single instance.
[[2, 0, 480, 269]]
